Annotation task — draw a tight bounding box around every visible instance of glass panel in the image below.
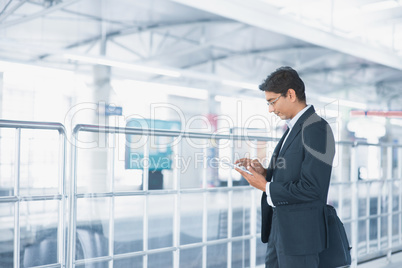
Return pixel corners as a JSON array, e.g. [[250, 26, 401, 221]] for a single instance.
[[356, 145, 382, 180], [114, 196, 144, 254], [380, 216, 388, 242], [147, 133, 178, 191], [0, 128, 15, 196], [358, 183, 369, 217], [331, 144, 352, 183], [369, 217, 377, 241], [204, 140, 224, 189], [207, 243, 227, 268], [358, 219, 366, 245], [393, 214, 399, 237], [232, 240, 250, 268], [148, 251, 173, 268], [207, 192, 228, 241], [19, 129, 61, 196], [179, 138, 205, 189], [328, 184, 352, 221], [114, 256, 143, 268], [180, 193, 203, 245], [0, 202, 14, 267], [232, 190, 251, 237], [121, 133, 147, 191], [180, 247, 202, 268], [76, 197, 110, 260], [76, 131, 112, 194], [255, 189, 262, 236], [148, 195, 174, 250], [123, 131, 179, 191], [20, 200, 59, 267], [125, 116, 181, 191], [216, 138, 247, 187]]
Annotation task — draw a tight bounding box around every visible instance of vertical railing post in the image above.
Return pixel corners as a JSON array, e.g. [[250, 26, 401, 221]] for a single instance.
[[173, 140, 182, 268], [58, 130, 67, 267], [202, 145, 208, 268], [338, 144, 344, 220], [13, 128, 21, 268], [250, 139, 258, 268], [108, 134, 116, 268], [399, 147, 402, 245], [387, 146, 393, 262], [350, 143, 359, 268], [365, 182, 370, 254], [250, 189, 257, 268], [67, 128, 79, 268], [227, 138, 233, 268], [377, 187, 381, 251], [142, 136, 150, 268]]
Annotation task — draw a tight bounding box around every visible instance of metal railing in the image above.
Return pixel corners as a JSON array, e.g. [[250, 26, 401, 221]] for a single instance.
[[0, 119, 402, 267], [67, 124, 277, 268], [329, 141, 402, 267], [0, 119, 67, 268]]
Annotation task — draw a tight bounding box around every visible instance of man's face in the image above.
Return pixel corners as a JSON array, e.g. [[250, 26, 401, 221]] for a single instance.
[[265, 91, 290, 120]]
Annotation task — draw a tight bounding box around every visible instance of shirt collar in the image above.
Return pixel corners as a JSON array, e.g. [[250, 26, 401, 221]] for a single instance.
[[285, 104, 311, 130]]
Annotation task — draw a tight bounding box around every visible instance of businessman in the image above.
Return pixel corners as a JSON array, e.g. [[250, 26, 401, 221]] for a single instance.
[[235, 67, 335, 268]]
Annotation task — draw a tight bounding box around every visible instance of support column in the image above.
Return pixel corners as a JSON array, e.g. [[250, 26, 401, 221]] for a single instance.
[[83, 64, 115, 267], [89, 64, 112, 193]]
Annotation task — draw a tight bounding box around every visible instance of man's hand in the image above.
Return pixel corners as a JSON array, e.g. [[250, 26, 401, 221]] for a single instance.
[[235, 158, 267, 177], [235, 164, 267, 192]]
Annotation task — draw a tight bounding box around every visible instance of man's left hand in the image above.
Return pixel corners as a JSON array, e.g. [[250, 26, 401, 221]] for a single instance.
[[235, 165, 267, 192]]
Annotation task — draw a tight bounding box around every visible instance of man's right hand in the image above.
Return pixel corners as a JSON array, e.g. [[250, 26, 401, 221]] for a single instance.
[[235, 158, 267, 177]]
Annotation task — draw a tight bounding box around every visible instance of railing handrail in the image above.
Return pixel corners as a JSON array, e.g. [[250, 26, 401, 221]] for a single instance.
[[0, 119, 67, 134], [0, 120, 401, 147], [73, 123, 280, 142]]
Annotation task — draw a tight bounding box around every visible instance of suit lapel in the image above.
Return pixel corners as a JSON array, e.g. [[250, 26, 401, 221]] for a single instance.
[[265, 127, 289, 181], [278, 106, 315, 157], [274, 127, 289, 156], [278, 125, 301, 157]]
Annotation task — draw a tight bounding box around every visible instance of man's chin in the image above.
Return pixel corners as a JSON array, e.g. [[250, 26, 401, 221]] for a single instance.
[[278, 114, 287, 120]]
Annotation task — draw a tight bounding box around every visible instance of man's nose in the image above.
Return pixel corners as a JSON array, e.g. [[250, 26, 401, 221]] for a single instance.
[[268, 105, 275, 113]]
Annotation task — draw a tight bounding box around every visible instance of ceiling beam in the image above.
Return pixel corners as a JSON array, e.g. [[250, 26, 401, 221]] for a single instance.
[[0, 0, 27, 23], [170, 0, 402, 71], [1, 0, 81, 28], [139, 24, 250, 63], [178, 44, 323, 70], [37, 18, 237, 60]]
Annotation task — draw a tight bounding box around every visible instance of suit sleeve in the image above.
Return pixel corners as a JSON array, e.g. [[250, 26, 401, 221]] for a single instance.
[[269, 120, 335, 205]]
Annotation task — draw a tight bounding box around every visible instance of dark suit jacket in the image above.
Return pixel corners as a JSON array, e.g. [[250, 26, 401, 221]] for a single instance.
[[261, 106, 335, 256]]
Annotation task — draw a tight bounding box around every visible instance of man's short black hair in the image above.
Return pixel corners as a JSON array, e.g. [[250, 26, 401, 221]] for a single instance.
[[259, 66, 306, 102]]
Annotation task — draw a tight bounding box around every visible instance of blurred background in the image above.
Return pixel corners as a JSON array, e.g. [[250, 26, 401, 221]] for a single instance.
[[1, 0, 402, 267]]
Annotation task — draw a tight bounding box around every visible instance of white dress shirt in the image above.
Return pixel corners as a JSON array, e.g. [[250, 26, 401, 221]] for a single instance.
[[265, 105, 311, 207]]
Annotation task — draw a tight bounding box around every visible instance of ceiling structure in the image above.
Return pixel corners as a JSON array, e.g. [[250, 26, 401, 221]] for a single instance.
[[1, 0, 402, 110]]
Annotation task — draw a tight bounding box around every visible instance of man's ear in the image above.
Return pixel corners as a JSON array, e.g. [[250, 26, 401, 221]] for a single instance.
[[288, 88, 297, 102]]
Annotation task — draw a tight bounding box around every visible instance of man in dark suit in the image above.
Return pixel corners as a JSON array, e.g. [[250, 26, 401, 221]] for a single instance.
[[235, 66, 335, 268]]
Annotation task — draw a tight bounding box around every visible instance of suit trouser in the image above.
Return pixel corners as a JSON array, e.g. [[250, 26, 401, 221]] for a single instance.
[[265, 210, 319, 268]]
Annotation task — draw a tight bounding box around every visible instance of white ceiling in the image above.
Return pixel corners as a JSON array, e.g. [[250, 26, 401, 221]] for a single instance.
[[1, 0, 402, 109]]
